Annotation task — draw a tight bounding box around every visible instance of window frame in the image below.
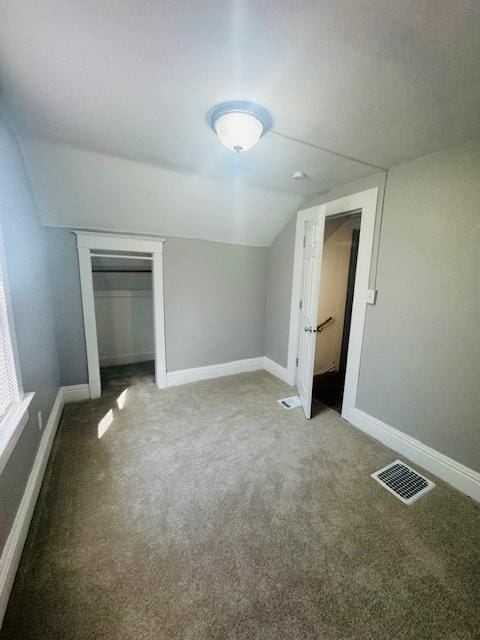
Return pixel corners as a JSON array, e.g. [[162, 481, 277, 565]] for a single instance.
[[0, 226, 34, 475]]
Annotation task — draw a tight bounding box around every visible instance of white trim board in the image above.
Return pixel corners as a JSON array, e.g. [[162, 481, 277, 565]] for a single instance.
[[166, 357, 264, 387], [76, 231, 165, 253], [315, 362, 336, 376], [93, 290, 152, 299], [263, 357, 291, 385], [75, 230, 166, 398], [0, 383, 88, 628], [0, 394, 34, 477], [61, 384, 90, 404], [166, 356, 291, 388], [344, 407, 480, 504], [286, 188, 379, 419]]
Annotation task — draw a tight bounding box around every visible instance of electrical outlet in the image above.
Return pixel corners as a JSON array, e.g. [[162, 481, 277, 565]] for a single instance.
[[37, 410, 43, 431]]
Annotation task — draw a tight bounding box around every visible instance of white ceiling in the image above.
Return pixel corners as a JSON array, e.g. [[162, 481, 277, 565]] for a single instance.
[[1, 1, 479, 245], [21, 136, 303, 247]]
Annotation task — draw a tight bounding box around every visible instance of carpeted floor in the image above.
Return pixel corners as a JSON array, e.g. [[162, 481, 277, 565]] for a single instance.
[[1, 367, 479, 639]]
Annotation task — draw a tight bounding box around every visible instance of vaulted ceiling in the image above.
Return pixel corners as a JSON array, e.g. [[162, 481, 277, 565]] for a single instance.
[[1, 1, 479, 245]]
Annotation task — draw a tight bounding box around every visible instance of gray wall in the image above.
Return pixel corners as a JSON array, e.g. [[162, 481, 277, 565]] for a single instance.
[[357, 139, 480, 471], [264, 216, 296, 367], [93, 272, 152, 291], [315, 215, 361, 374], [302, 172, 388, 290], [45, 231, 267, 382], [0, 116, 60, 550], [164, 239, 266, 370], [45, 228, 88, 386], [265, 172, 387, 367], [266, 142, 480, 471], [92, 255, 152, 291]]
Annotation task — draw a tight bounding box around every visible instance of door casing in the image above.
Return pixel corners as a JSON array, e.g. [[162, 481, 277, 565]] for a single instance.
[[76, 231, 166, 398], [287, 188, 379, 418]]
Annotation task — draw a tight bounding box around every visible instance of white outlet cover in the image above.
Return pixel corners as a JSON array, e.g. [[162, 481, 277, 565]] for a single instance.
[[366, 289, 377, 304]]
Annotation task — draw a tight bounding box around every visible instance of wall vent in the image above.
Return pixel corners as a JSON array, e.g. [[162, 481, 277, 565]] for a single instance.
[[371, 460, 435, 505]]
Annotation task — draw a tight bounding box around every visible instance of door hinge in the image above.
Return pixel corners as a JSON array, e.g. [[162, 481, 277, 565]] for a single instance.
[[296, 357, 299, 367], [299, 300, 302, 309], [303, 236, 306, 248]]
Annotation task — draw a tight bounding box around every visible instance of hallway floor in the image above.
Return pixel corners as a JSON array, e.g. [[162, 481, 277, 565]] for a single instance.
[[1, 370, 479, 639], [312, 370, 345, 413]]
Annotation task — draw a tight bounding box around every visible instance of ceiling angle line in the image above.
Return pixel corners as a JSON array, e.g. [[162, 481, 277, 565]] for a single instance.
[[270, 130, 387, 172]]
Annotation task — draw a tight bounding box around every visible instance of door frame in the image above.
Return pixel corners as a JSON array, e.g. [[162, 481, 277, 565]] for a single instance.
[[286, 187, 379, 417], [75, 231, 166, 398]]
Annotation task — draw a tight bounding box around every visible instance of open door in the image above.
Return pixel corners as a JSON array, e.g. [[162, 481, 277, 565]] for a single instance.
[[296, 211, 325, 418], [288, 189, 378, 421]]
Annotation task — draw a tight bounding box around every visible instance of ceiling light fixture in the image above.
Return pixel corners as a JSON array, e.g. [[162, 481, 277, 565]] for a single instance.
[[292, 171, 308, 180], [208, 101, 272, 153]]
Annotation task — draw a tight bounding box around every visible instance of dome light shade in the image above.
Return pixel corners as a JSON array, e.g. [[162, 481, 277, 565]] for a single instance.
[[208, 101, 272, 153], [214, 112, 263, 152]]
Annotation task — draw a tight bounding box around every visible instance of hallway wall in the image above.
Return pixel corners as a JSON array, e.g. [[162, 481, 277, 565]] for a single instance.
[[314, 215, 360, 375]]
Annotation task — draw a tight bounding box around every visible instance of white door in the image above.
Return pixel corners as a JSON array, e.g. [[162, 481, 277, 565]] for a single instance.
[[296, 212, 325, 418]]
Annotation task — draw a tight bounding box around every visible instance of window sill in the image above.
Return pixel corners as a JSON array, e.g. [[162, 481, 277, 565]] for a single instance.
[[0, 392, 35, 475]]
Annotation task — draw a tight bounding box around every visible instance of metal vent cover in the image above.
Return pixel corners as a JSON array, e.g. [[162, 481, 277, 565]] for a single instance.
[[371, 460, 435, 505], [278, 395, 301, 410]]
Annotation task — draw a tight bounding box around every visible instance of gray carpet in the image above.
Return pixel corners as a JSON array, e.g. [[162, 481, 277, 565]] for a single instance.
[[1, 367, 479, 639]]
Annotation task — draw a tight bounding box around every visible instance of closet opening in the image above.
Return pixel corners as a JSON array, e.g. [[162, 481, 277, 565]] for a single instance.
[[92, 250, 154, 391], [76, 231, 166, 399]]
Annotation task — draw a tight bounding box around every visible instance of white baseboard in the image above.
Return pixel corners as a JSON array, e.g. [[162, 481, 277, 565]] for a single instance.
[[61, 384, 90, 404], [166, 357, 264, 387], [166, 357, 291, 388], [315, 362, 336, 376], [99, 352, 154, 367], [344, 407, 480, 504], [263, 357, 291, 384], [0, 385, 68, 627]]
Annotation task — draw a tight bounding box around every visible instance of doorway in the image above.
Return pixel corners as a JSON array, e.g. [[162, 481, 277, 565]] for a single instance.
[[312, 214, 361, 413], [92, 252, 155, 390], [76, 231, 166, 398], [287, 188, 378, 419]]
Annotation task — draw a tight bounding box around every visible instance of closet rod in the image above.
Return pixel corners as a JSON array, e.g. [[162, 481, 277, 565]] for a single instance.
[[90, 252, 153, 260], [92, 269, 152, 273]]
